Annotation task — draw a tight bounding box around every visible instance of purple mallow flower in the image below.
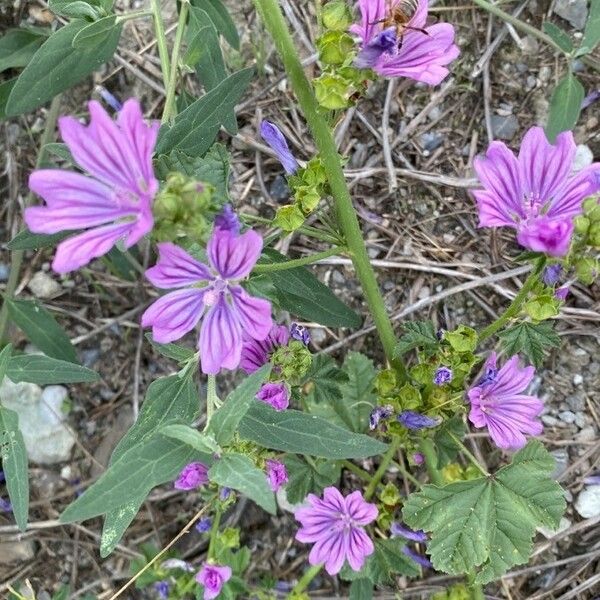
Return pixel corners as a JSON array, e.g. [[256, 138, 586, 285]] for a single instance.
[[153, 581, 170, 599], [555, 286, 569, 301], [260, 121, 299, 175], [351, 0, 459, 85], [402, 545, 432, 568], [295, 487, 378, 575], [468, 352, 543, 450], [195, 563, 232, 600], [543, 264, 563, 286], [174, 462, 209, 491], [412, 452, 424, 465], [25, 99, 158, 273], [398, 411, 440, 430], [96, 85, 123, 112], [290, 322, 310, 345], [472, 126, 600, 257], [433, 366, 453, 385], [142, 214, 273, 374], [266, 459, 288, 492], [240, 324, 289, 374], [220, 487, 231, 501], [256, 381, 289, 411], [214, 203, 240, 234], [390, 522, 427, 542], [196, 518, 212, 533], [369, 405, 394, 430]]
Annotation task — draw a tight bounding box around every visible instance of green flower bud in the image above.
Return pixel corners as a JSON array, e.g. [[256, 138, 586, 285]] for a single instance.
[[318, 31, 355, 66], [442, 463, 463, 484], [444, 325, 478, 353], [582, 197, 599, 216], [524, 293, 560, 321], [575, 257, 599, 284], [314, 72, 353, 110], [587, 205, 600, 223], [409, 363, 434, 386], [398, 383, 422, 410], [271, 340, 312, 380], [375, 369, 397, 396], [574, 215, 590, 235], [379, 482, 401, 507], [273, 204, 305, 231], [218, 527, 240, 549], [588, 222, 600, 247], [295, 186, 321, 214], [321, 0, 353, 30]]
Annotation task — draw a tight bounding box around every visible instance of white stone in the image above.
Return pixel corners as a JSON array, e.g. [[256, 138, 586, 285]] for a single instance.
[[27, 271, 61, 299], [573, 373, 583, 385], [573, 145, 593, 172], [0, 378, 74, 464], [538, 517, 571, 539], [574, 485, 600, 518]]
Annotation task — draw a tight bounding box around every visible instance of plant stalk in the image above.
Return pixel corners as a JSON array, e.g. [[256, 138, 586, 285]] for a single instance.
[[418, 438, 444, 487], [205, 374, 218, 425], [364, 436, 402, 500], [252, 0, 405, 378], [288, 564, 322, 597], [207, 506, 222, 559], [254, 246, 345, 272], [449, 432, 490, 477], [150, 0, 171, 89]]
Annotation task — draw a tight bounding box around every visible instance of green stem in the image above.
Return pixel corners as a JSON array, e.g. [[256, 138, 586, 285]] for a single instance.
[[0, 94, 62, 346], [288, 564, 322, 597], [342, 459, 372, 482], [207, 506, 222, 559], [116, 9, 153, 23], [418, 438, 444, 487], [254, 246, 345, 273], [150, 0, 171, 90], [391, 459, 421, 488], [252, 0, 405, 378], [364, 436, 401, 500], [205, 375, 218, 426], [479, 256, 546, 342], [162, 0, 189, 123], [467, 572, 485, 600], [449, 432, 489, 477]]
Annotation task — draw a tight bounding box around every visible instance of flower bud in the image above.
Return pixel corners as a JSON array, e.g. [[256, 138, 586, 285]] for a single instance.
[[588, 222, 600, 247], [314, 72, 353, 109], [575, 257, 599, 284], [573, 215, 590, 235], [582, 197, 599, 216], [318, 31, 355, 66], [274, 204, 305, 231], [321, 0, 353, 30]]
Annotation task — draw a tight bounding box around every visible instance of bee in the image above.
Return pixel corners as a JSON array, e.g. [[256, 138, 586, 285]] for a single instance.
[[375, 0, 429, 49]]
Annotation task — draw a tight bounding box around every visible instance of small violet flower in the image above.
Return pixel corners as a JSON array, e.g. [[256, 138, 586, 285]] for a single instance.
[[96, 85, 123, 112], [142, 210, 273, 374], [468, 352, 543, 450], [369, 405, 394, 430], [398, 410, 440, 430], [543, 264, 562, 286], [174, 462, 209, 491], [402, 545, 432, 568], [257, 381, 289, 411], [433, 366, 453, 385], [220, 487, 231, 501], [472, 126, 600, 257], [390, 522, 427, 542], [260, 121, 299, 175], [26, 99, 158, 273], [0, 498, 12, 513], [195, 563, 232, 600], [351, 0, 459, 85], [240, 324, 290, 374], [266, 459, 288, 492], [196, 518, 212, 533], [290, 322, 311, 345], [295, 487, 378, 575], [555, 286, 569, 301], [153, 581, 170, 599], [412, 452, 424, 465]]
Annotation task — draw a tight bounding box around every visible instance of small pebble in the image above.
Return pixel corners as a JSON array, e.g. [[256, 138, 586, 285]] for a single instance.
[[28, 271, 61, 299], [573, 374, 583, 385], [574, 485, 600, 519], [490, 114, 519, 140], [558, 411, 576, 424], [542, 415, 559, 427], [0, 264, 9, 282]]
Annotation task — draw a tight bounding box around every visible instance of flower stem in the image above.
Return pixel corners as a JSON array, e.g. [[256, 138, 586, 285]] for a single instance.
[[0, 94, 62, 346], [364, 436, 402, 500], [205, 375, 219, 426], [150, 0, 171, 90], [449, 432, 490, 477], [162, 0, 189, 123], [478, 256, 546, 342], [116, 9, 153, 23], [207, 505, 222, 559], [253, 246, 345, 272], [418, 438, 444, 487], [252, 0, 406, 378], [467, 572, 485, 600], [288, 564, 322, 597], [342, 459, 372, 482]]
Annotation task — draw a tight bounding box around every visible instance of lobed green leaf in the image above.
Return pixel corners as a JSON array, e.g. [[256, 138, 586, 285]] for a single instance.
[[497, 321, 560, 368]]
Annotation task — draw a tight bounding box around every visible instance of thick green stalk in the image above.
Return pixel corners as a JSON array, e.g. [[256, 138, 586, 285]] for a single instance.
[[205, 374, 219, 425], [288, 564, 322, 597], [449, 432, 489, 477], [364, 436, 402, 500], [150, 0, 171, 89], [162, 0, 190, 123], [418, 438, 444, 487], [253, 246, 345, 273], [207, 506, 222, 559], [0, 95, 62, 345], [342, 459, 372, 482], [479, 257, 546, 342], [252, 0, 405, 377]]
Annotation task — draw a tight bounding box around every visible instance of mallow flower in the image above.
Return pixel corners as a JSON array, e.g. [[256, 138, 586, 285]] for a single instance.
[[174, 462, 209, 490], [295, 487, 378, 575], [266, 459, 288, 492], [142, 210, 273, 374], [351, 0, 459, 85], [260, 121, 299, 175], [195, 563, 232, 600], [26, 99, 158, 273], [468, 352, 544, 450], [472, 126, 600, 257]]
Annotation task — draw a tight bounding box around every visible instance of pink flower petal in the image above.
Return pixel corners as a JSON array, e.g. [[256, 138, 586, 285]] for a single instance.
[[145, 242, 213, 289], [207, 228, 263, 280], [229, 286, 272, 341]]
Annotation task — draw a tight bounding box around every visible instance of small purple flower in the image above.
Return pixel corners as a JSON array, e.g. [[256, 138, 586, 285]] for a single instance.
[[196, 563, 232, 600], [412, 452, 424, 465], [214, 204, 240, 234], [369, 405, 394, 430], [468, 352, 543, 450], [472, 126, 600, 257], [290, 322, 310, 345], [196, 518, 212, 533], [174, 462, 209, 491], [266, 459, 288, 492], [351, 0, 459, 85], [240, 324, 290, 374], [582, 89, 600, 110], [96, 85, 123, 112], [142, 215, 273, 374], [153, 581, 170, 599], [256, 381, 289, 411], [260, 121, 299, 175], [220, 487, 231, 501], [25, 99, 158, 273], [398, 411, 440, 430], [433, 366, 453, 385], [402, 545, 432, 568], [555, 286, 569, 301], [0, 498, 12, 513], [390, 522, 427, 542], [543, 264, 563, 286], [295, 487, 378, 575]]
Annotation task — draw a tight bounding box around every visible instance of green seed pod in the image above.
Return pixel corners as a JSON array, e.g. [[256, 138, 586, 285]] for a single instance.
[[582, 197, 599, 216], [321, 0, 353, 30], [318, 31, 355, 66], [588, 222, 600, 247], [573, 215, 590, 235], [575, 257, 599, 285], [314, 72, 352, 110]]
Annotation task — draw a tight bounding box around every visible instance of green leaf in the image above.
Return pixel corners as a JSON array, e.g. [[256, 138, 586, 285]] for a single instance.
[[100, 372, 199, 556], [7, 229, 71, 250], [239, 403, 388, 459], [394, 320, 438, 357], [497, 321, 560, 368], [155, 68, 253, 156], [402, 441, 566, 584], [433, 415, 466, 467], [48, 0, 103, 19], [580, 0, 600, 54], [208, 453, 276, 514], [336, 351, 377, 433], [542, 22, 573, 53], [154, 144, 231, 203], [190, 0, 240, 49], [304, 354, 348, 405], [145, 333, 196, 364], [0, 28, 47, 73], [6, 20, 122, 116], [0, 345, 29, 532], [0, 78, 17, 122], [284, 455, 341, 504], [349, 579, 373, 600], [43, 142, 75, 164], [6, 354, 98, 384], [260, 249, 361, 328], [545, 72, 584, 143], [160, 424, 221, 455], [7, 299, 78, 363], [72, 15, 119, 48], [208, 365, 271, 445]]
